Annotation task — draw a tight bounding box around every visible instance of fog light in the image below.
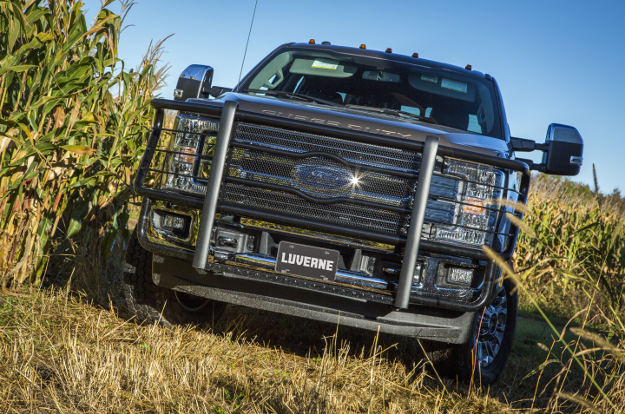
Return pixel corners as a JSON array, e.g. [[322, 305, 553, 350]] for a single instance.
[[447, 267, 474, 285], [163, 215, 185, 230]]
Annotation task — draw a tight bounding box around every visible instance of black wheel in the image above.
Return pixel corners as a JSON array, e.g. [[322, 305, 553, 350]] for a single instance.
[[121, 229, 226, 327], [435, 278, 518, 385]]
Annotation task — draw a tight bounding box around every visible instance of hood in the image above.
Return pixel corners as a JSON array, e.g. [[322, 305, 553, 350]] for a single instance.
[[190, 92, 510, 157]]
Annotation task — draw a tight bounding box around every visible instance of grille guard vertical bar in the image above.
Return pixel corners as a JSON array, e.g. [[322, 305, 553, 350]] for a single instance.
[[395, 135, 440, 309], [134, 108, 165, 192], [193, 101, 239, 270]]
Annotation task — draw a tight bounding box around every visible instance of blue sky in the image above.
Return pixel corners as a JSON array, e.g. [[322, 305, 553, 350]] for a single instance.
[[83, 0, 625, 194]]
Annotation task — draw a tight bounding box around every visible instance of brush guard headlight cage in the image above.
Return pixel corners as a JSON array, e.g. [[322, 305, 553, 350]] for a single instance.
[[135, 99, 531, 311]]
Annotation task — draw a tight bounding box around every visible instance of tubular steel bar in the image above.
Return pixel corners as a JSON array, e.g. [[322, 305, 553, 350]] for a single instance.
[[395, 135, 440, 309], [192, 101, 238, 270], [138, 197, 500, 312], [134, 108, 165, 193]]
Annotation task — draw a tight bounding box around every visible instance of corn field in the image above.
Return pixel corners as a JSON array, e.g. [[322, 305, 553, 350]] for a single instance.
[[499, 179, 625, 413], [0, 0, 165, 288], [513, 189, 625, 327]]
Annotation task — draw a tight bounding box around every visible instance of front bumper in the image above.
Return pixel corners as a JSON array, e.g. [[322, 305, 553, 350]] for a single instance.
[[138, 197, 500, 312], [146, 232, 479, 344]]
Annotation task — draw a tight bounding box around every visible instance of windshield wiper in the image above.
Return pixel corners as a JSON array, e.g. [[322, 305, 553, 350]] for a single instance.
[[345, 104, 438, 125], [244, 89, 344, 107]]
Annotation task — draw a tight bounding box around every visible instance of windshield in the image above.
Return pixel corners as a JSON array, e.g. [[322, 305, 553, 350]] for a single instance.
[[240, 48, 503, 139]]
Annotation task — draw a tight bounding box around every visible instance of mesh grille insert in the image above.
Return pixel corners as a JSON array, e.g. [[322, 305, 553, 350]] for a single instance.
[[222, 183, 411, 236], [216, 123, 458, 237], [235, 123, 422, 172]]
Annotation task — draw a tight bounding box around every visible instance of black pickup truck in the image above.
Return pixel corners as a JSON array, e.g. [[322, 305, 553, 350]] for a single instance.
[[121, 41, 583, 384]]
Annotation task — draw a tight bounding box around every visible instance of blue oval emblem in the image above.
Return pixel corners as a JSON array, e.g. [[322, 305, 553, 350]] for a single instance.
[[293, 159, 354, 198]]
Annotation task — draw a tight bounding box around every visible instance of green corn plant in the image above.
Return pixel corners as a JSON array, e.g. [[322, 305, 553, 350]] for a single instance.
[[488, 195, 625, 413], [0, 0, 166, 288], [513, 190, 625, 332]]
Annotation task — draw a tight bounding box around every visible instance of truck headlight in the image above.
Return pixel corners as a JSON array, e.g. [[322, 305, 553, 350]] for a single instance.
[[433, 159, 504, 247], [163, 114, 219, 195]]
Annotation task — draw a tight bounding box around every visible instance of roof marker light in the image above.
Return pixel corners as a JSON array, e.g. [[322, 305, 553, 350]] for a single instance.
[[321, 41, 331, 45], [412, 52, 419, 58], [385, 48, 392, 53], [309, 39, 315, 44], [465, 64, 472, 70], [360, 44, 366, 49]]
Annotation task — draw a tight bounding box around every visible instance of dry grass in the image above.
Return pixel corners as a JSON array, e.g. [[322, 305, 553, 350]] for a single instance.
[[3, 285, 621, 413], [1, 287, 556, 414]]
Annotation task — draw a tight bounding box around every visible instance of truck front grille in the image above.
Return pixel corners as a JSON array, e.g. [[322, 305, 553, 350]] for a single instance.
[[220, 123, 459, 238]]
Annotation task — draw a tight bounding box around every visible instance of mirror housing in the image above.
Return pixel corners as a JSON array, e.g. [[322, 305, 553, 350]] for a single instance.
[[173, 65, 214, 101], [541, 123, 584, 176], [511, 123, 583, 176]]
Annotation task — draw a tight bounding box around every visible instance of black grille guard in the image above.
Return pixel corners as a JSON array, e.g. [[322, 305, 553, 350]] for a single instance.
[[135, 98, 531, 311]]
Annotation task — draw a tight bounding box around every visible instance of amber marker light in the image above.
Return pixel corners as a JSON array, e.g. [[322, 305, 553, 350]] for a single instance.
[[463, 197, 486, 215], [412, 53, 419, 58], [309, 39, 315, 44], [359, 44, 366, 49], [465, 64, 472, 70], [385, 48, 392, 53], [175, 147, 197, 164]]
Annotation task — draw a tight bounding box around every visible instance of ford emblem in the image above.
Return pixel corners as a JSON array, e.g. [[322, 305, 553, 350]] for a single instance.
[[293, 158, 355, 198]]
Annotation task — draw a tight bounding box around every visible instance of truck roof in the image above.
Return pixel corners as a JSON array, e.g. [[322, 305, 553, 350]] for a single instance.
[[285, 42, 488, 79]]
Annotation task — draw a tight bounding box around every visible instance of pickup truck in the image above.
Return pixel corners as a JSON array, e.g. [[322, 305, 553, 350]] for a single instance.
[[121, 41, 583, 384]]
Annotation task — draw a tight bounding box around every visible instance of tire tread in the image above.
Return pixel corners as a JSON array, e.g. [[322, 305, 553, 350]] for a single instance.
[[120, 230, 225, 327]]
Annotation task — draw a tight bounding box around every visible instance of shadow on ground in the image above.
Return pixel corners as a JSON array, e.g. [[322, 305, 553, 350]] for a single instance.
[[208, 303, 565, 411]]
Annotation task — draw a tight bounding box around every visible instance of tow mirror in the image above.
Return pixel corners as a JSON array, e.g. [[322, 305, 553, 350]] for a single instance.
[[541, 124, 584, 175], [173, 65, 213, 101], [511, 123, 583, 176]]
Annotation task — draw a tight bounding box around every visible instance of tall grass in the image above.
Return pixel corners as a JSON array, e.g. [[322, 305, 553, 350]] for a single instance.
[[530, 173, 625, 219], [0, 288, 517, 413], [514, 175, 625, 325], [0, 0, 166, 289], [497, 174, 625, 412]]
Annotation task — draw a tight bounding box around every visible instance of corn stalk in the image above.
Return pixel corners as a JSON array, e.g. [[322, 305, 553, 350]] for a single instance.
[[0, 0, 166, 288], [513, 193, 625, 331]]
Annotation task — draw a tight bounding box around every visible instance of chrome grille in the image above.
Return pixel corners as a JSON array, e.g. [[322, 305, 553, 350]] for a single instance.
[[218, 123, 460, 237], [235, 123, 422, 172], [228, 148, 417, 206], [223, 183, 411, 235]]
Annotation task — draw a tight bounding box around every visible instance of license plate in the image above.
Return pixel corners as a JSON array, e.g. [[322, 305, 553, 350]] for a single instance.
[[275, 241, 339, 281]]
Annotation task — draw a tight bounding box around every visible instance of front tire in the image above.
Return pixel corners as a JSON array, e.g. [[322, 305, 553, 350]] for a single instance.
[[436, 278, 518, 385], [121, 229, 226, 327]]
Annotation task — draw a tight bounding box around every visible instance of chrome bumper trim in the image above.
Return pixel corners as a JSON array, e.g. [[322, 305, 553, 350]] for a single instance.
[[218, 250, 390, 291]]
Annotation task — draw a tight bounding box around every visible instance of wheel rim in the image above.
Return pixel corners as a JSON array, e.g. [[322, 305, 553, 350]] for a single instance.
[[475, 286, 507, 368], [174, 291, 211, 312]]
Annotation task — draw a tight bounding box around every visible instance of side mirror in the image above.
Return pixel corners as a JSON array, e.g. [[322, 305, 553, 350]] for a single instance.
[[511, 123, 583, 176], [173, 65, 214, 101], [541, 123, 584, 176]]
